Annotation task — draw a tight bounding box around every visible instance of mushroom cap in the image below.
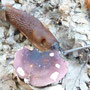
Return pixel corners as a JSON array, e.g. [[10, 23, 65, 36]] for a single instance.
[[14, 47, 68, 87]]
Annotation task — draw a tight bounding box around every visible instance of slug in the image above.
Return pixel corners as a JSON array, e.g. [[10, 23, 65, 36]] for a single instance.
[[0, 5, 59, 51]]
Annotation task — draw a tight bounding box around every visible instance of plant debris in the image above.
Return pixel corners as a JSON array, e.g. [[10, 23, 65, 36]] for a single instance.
[[0, 0, 90, 90]]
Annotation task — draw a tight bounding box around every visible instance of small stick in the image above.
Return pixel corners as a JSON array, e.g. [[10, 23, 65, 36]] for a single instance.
[[71, 51, 89, 90], [63, 45, 90, 55]]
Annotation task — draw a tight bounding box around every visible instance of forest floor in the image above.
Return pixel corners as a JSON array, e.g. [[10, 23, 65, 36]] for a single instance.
[[0, 0, 90, 90]]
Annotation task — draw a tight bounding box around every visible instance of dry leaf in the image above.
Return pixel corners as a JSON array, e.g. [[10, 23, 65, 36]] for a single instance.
[[85, 0, 90, 10]]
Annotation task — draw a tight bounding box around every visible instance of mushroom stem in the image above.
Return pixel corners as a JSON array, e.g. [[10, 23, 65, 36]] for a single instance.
[[63, 45, 90, 55]]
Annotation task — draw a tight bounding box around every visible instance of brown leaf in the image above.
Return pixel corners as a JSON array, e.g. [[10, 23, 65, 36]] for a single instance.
[[85, 0, 90, 10]]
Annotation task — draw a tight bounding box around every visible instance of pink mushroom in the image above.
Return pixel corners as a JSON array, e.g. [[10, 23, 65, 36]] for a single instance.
[[14, 47, 68, 87]]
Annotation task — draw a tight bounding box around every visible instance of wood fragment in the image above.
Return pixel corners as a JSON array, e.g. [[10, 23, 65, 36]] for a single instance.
[[63, 45, 90, 55]]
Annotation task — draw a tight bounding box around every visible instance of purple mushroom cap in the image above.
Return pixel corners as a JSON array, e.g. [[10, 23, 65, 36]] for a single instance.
[[14, 47, 68, 87]]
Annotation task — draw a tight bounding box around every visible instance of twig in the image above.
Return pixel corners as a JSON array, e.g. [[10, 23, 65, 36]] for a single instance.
[[71, 51, 89, 90], [63, 45, 90, 55]]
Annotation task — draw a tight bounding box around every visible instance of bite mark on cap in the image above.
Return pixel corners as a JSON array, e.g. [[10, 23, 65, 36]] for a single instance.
[[55, 64, 60, 68], [49, 52, 54, 57], [50, 72, 59, 81], [17, 67, 25, 76]]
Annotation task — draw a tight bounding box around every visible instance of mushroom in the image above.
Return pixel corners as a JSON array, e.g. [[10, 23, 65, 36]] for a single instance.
[[14, 47, 68, 87]]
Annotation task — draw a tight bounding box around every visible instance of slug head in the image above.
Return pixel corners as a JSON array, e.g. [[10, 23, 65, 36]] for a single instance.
[[33, 33, 63, 53], [32, 25, 59, 51]]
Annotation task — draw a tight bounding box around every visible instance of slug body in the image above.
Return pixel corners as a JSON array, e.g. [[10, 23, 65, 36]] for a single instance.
[[5, 6, 58, 51]]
